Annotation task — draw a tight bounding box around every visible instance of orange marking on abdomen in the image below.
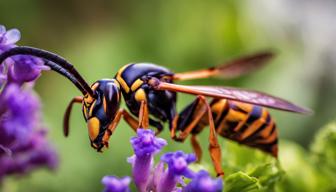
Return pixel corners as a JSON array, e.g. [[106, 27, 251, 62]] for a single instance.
[[259, 120, 275, 138], [257, 126, 277, 144], [239, 108, 267, 140]]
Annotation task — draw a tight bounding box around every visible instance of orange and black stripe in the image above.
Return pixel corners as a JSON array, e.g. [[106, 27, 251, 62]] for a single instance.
[[210, 99, 278, 157]]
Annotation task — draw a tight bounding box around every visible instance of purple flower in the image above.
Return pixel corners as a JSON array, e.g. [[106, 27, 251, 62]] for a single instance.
[[0, 25, 20, 86], [161, 151, 196, 177], [0, 24, 58, 182], [183, 170, 223, 192], [0, 84, 40, 144], [0, 25, 20, 48], [7, 55, 49, 84], [0, 84, 58, 181], [158, 151, 196, 192], [146, 161, 165, 191], [0, 25, 48, 86], [102, 176, 131, 192], [130, 129, 167, 157], [0, 131, 58, 180], [103, 130, 223, 192], [129, 129, 167, 192]]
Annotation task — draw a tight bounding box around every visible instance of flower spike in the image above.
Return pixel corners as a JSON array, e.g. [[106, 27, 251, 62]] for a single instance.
[[129, 129, 167, 192]]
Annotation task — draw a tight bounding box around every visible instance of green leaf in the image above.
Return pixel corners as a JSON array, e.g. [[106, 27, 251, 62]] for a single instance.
[[309, 122, 336, 191], [224, 171, 261, 192], [275, 141, 319, 192], [219, 140, 284, 192], [221, 140, 276, 175], [310, 122, 336, 173], [248, 162, 284, 191], [198, 122, 336, 192]]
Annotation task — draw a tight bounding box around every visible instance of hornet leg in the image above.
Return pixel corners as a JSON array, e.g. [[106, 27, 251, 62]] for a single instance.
[[102, 109, 162, 146], [151, 119, 164, 135], [191, 135, 202, 163], [121, 109, 139, 132], [201, 96, 224, 177], [170, 96, 208, 162], [102, 109, 125, 147], [171, 96, 224, 176], [63, 96, 83, 137], [171, 96, 207, 142], [123, 108, 163, 134], [102, 109, 143, 147], [138, 100, 149, 129]]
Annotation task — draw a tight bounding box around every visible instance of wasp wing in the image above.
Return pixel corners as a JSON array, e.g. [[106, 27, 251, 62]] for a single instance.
[[173, 51, 274, 81], [149, 80, 311, 114]]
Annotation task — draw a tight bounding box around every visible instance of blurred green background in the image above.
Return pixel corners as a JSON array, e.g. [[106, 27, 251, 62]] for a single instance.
[[1, 0, 336, 191]]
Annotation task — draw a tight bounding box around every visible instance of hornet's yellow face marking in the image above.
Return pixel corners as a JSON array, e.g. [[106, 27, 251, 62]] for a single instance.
[[116, 64, 131, 93], [131, 79, 144, 91], [83, 106, 88, 119], [111, 80, 121, 101], [83, 82, 100, 119], [88, 100, 97, 117], [135, 88, 147, 102], [83, 82, 99, 107], [103, 96, 107, 113], [88, 117, 100, 141]]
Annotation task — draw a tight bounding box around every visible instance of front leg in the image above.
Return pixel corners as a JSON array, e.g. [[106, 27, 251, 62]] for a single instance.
[[101, 109, 140, 147], [122, 108, 163, 134], [102, 108, 159, 147], [121, 109, 139, 132], [63, 96, 83, 137], [138, 100, 149, 129], [101, 109, 124, 147]]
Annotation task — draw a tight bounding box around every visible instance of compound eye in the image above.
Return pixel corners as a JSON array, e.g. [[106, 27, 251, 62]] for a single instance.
[[87, 117, 100, 141]]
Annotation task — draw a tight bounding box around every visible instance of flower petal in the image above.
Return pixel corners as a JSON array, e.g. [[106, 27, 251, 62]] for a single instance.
[[183, 170, 223, 192], [3, 29, 20, 45], [0, 25, 6, 34], [102, 176, 131, 192], [7, 55, 46, 84]]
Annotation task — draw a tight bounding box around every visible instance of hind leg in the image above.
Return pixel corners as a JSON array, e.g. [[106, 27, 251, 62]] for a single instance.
[[170, 96, 207, 141], [170, 96, 207, 162], [170, 96, 224, 176], [191, 134, 202, 162]]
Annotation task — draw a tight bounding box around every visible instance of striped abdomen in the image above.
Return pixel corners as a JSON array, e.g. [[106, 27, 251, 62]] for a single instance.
[[211, 99, 278, 157]]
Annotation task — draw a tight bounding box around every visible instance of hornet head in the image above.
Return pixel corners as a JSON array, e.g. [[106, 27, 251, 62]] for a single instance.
[[82, 79, 121, 152]]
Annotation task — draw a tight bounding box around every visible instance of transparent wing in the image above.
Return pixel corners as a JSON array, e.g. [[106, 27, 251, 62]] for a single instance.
[[173, 51, 274, 81], [149, 79, 311, 114]]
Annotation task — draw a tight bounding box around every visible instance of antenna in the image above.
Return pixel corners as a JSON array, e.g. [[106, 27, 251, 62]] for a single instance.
[[0, 46, 95, 97]]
